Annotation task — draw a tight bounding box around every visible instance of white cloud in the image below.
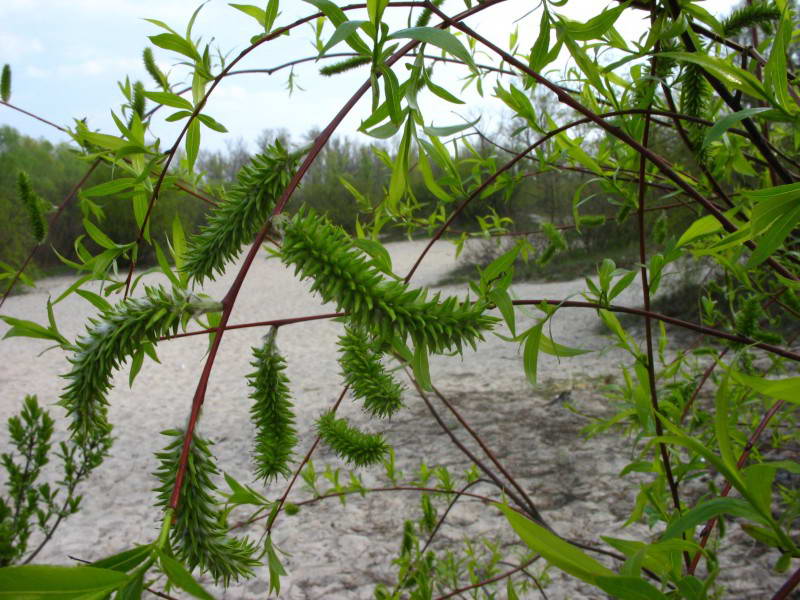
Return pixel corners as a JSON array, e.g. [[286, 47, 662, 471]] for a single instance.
[[0, 32, 43, 61]]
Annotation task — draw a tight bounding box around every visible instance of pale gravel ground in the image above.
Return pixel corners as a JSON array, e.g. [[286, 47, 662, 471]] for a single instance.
[[0, 239, 786, 598]]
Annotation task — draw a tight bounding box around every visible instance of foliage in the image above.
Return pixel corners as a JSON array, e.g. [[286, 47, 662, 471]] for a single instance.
[[2, 0, 800, 598]]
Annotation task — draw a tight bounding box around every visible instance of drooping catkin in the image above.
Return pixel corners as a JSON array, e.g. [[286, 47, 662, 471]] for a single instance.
[[153, 429, 258, 585], [722, 1, 781, 37], [280, 211, 496, 354], [132, 80, 146, 119], [316, 411, 388, 467], [415, 0, 445, 27], [338, 326, 404, 418], [59, 286, 221, 445], [182, 141, 300, 283], [248, 328, 298, 483], [142, 47, 169, 90], [1, 64, 11, 102], [319, 55, 371, 77], [679, 63, 711, 161], [17, 171, 47, 243]]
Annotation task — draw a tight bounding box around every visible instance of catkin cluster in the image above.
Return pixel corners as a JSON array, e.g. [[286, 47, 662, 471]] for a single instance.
[[183, 141, 300, 283], [59, 286, 221, 445], [248, 329, 298, 483], [280, 211, 496, 354], [154, 430, 258, 585]]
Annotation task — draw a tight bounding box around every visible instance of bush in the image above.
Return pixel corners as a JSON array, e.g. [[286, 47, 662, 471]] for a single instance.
[[2, 2, 800, 598]]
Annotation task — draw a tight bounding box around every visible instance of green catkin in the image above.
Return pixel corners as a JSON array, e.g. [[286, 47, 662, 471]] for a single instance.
[[281, 211, 497, 354], [415, 0, 445, 27], [59, 286, 221, 445], [154, 429, 258, 586], [132, 81, 146, 119], [248, 328, 298, 483], [319, 55, 371, 77], [142, 47, 169, 90], [734, 295, 761, 338], [541, 222, 567, 250], [1, 64, 10, 102], [17, 171, 47, 243], [679, 63, 711, 160], [577, 215, 606, 228], [316, 411, 388, 467], [182, 141, 300, 283], [338, 327, 404, 419], [722, 1, 782, 37]]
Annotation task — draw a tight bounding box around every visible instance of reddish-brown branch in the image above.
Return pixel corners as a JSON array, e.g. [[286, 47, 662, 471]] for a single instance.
[[511, 299, 800, 362], [434, 556, 539, 600], [0, 100, 69, 133], [771, 563, 800, 600], [160, 312, 344, 342], [688, 399, 787, 574]]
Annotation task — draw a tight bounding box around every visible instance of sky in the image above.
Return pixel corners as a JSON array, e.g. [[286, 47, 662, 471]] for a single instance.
[[0, 0, 736, 154]]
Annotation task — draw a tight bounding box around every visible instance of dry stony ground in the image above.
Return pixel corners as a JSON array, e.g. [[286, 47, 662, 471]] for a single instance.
[[0, 239, 790, 598]]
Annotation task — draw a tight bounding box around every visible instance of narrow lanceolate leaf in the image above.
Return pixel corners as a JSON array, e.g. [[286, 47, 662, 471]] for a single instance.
[[1, 63, 11, 102], [154, 430, 259, 586], [17, 171, 47, 243], [281, 211, 497, 354], [317, 411, 388, 467], [59, 286, 221, 445], [339, 326, 404, 418], [248, 328, 298, 483], [387, 27, 476, 71], [182, 141, 300, 283]]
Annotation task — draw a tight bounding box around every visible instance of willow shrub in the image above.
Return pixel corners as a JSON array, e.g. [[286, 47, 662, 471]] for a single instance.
[[2, 1, 800, 598]]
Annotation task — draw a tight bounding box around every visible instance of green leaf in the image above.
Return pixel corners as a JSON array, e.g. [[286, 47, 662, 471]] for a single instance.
[[489, 288, 516, 337], [713, 372, 738, 474], [0, 565, 128, 598], [157, 551, 215, 600], [0, 315, 69, 346], [264, 536, 287, 596], [423, 116, 480, 137], [660, 497, 766, 541], [185, 119, 201, 171], [81, 178, 136, 198], [731, 371, 800, 404], [83, 219, 116, 249], [538, 333, 591, 358], [523, 324, 543, 385], [424, 74, 464, 105], [529, 9, 551, 73], [229, 3, 266, 27], [90, 545, 152, 572], [195, 114, 228, 133], [224, 472, 269, 506], [142, 90, 193, 110], [149, 33, 199, 61], [75, 289, 112, 313], [556, 1, 630, 41], [703, 107, 770, 149], [676, 207, 742, 247], [303, 0, 371, 54], [747, 201, 800, 267], [388, 27, 476, 71], [497, 503, 615, 583], [264, 0, 279, 32], [115, 573, 144, 600], [320, 20, 367, 56], [412, 342, 432, 391], [595, 575, 668, 600], [659, 51, 769, 103]]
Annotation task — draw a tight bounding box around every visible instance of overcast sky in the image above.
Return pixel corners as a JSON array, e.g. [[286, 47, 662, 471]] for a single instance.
[[0, 0, 735, 153]]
